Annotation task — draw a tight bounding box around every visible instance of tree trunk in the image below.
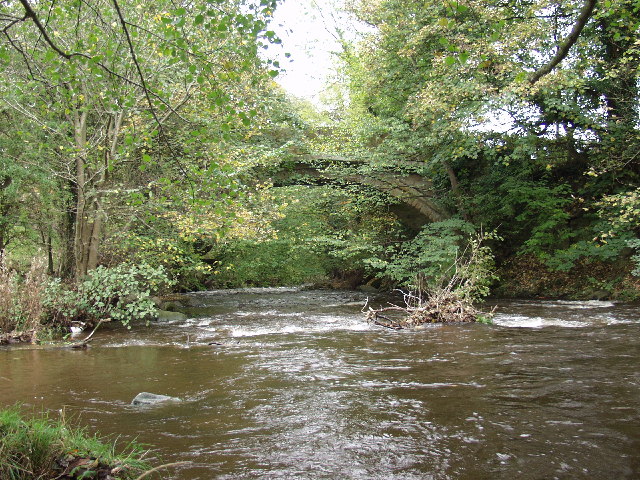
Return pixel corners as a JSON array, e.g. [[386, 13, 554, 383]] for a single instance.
[[58, 183, 77, 279], [443, 161, 470, 221], [73, 108, 89, 280], [86, 198, 103, 272], [46, 232, 54, 276]]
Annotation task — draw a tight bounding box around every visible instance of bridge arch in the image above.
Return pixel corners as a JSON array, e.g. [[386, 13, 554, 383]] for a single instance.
[[264, 153, 451, 224]]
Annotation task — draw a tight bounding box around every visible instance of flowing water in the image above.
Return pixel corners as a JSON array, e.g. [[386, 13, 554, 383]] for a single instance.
[[1, 288, 639, 479]]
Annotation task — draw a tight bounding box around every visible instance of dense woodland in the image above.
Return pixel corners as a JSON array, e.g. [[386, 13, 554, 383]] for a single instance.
[[1, 0, 639, 338]]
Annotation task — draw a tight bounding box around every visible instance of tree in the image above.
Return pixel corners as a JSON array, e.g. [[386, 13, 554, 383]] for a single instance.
[[0, 107, 57, 268], [331, 0, 639, 281], [0, 0, 280, 279]]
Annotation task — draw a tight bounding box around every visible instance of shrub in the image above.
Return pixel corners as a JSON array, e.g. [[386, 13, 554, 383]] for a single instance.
[[365, 219, 499, 301], [45, 263, 174, 329], [364, 232, 497, 328]]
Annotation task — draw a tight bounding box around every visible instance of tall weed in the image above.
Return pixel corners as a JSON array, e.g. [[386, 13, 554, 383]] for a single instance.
[[0, 255, 46, 339]]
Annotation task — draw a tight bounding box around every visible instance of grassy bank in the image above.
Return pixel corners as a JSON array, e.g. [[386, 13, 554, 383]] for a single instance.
[[0, 406, 150, 479]]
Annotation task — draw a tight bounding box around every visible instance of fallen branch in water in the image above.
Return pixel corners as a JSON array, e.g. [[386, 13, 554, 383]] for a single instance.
[[68, 319, 110, 349], [364, 289, 492, 329]]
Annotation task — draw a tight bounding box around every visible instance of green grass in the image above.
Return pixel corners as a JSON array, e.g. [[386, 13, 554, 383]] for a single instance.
[[0, 406, 150, 479]]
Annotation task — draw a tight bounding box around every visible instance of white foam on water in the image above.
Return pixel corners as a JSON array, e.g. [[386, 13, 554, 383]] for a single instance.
[[262, 311, 304, 318], [359, 380, 485, 389], [190, 286, 304, 296], [494, 310, 638, 328], [493, 314, 586, 328], [501, 299, 615, 310], [605, 316, 638, 326], [229, 315, 370, 337], [556, 300, 615, 308]]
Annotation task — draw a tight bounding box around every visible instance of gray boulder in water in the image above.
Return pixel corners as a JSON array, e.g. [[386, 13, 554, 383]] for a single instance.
[[155, 310, 187, 322], [131, 392, 181, 406]]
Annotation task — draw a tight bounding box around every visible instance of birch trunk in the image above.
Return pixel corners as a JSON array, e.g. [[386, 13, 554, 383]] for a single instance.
[[73, 107, 89, 280]]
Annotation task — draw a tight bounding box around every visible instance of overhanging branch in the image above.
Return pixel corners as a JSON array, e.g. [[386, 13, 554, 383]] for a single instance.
[[17, 0, 73, 59], [528, 0, 597, 85]]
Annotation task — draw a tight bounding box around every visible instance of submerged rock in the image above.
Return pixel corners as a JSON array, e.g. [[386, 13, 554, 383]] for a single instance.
[[131, 392, 181, 406], [155, 309, 187, 322], [357, 284, 379, 294], [152, 293, 193, 310]]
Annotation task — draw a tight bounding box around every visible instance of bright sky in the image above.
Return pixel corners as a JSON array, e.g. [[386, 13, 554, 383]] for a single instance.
[[268, 0, 344, 104]]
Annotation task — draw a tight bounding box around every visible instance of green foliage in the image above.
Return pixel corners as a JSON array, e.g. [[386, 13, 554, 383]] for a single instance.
[[365, 219, 498, 301], [453, 232, 501, 302], [502, 181, 574, 257], [0, 120, 58, 257], [105, 233, 212, 291], [596, 188, 640, 239], [366, 219, 474, 288], [207, 185, 398, 287], [628, 239, 640, 277], [337, 0, 640, 293], [596, 188, 640, 276], [0, 0, 283, 280], [0, 0, 638, 301], [211, 240, 326, 287], [45, 264, 174, 328], [542, 237, 630, 272], [0, 406, 149, 479], [462, 148, 636, 273], [476, 314, 494, 325]]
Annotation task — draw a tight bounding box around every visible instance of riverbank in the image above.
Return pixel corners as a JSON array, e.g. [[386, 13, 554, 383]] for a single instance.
[[0, 406, 150, 479], [2, 254, 639, 347], [493, 255, 640, 301], [0, 262, 174, 346]]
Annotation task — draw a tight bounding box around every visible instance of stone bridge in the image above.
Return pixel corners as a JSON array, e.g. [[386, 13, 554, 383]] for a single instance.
[[265, 154, 450, 226]]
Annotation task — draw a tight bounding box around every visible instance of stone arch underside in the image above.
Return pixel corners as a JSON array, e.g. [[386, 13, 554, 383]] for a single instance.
[[267, 154, 451, 224]]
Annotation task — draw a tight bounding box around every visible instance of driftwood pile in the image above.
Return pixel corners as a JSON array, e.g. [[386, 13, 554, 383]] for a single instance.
[[364, 290, 489, 329]]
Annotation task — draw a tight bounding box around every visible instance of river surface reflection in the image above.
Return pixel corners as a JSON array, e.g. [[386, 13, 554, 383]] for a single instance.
[[1, 289, 639, 479]]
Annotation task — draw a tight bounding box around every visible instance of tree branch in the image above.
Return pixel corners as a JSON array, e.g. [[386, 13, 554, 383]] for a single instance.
[[17, 0, 73, 59], [528, 0, 597, 85], [111, 0, 192, 184]]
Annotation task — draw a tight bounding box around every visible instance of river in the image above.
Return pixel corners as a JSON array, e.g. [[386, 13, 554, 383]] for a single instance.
[[1, 288, 639, 479]]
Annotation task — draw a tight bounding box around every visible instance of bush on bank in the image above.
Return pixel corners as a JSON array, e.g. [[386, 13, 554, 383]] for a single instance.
[[45, 263, 174, 330], [0, 260, 173, 343]]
